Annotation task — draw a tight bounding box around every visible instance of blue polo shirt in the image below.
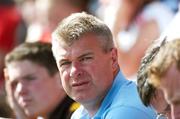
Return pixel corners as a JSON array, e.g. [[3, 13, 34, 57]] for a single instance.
[[71, 71, 156, 119]]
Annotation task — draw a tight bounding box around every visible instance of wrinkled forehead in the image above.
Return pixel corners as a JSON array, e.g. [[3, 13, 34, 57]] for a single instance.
[[51, 32, 102, 53], [51, 32, 105, 62]]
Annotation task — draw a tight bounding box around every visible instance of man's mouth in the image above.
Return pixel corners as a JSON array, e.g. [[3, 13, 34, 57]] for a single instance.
[[72, 81, 89, 87]]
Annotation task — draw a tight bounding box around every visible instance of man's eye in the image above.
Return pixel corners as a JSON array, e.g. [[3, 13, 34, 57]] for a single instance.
[[26, 76, 36, 81], [80, 57, 92, 62], [60, 61, 71, 67], [11, 81, 18, 89]]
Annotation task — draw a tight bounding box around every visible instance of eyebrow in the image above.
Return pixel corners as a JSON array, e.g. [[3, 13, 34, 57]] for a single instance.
[[9, 74, 34, 83], [59, 52, 94, 62], [18, 74, 35, 81], [77, 52, 94, 59]]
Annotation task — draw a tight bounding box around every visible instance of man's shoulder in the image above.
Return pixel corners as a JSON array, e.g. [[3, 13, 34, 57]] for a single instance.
[[107, 81, 156, 118], [104, 106, 156, 119]]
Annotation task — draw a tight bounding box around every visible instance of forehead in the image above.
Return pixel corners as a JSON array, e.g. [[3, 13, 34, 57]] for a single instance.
[[6, 60, 44, 80], [7, 60, 34, 70], [53, 33, 103, 59], [161, 64, 180, 85]]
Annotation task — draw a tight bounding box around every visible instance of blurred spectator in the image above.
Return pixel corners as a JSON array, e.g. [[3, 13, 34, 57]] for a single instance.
[[0, 0, 26, 95], [139, 5, 180, 119], [148, 39, 180, 119], [0, 1, 26, 116], [160, 0, 179, 13], [158, 5, 180, 44], [4, 42, 79, 119], [87, 0, 120, 29], [87, 0, 99, 16], [23, 0, 89, 43], [137, 38, 171, 119], [109, 0, 175, 80]]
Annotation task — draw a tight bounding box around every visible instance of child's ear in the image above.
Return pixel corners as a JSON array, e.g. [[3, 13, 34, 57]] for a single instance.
[[4, 68, 9, 80]]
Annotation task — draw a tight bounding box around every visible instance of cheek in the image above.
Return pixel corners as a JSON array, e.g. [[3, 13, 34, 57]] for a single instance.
[[31, 84, 53, 104], [31, 82, 43, 90], [14, 89, 19, 100], [162, 88, 171, 104], [29, 81, 49, 97]]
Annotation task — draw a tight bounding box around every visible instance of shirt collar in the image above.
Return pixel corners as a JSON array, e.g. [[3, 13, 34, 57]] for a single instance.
[[93, 70, 128, 118]]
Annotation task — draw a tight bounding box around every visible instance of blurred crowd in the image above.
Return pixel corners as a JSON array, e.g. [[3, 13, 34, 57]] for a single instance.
[[0, 0, 179, 118]]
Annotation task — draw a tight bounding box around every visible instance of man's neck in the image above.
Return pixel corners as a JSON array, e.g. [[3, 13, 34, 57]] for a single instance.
[[83, 101, 101, 117], [82, 89, 109, 117]]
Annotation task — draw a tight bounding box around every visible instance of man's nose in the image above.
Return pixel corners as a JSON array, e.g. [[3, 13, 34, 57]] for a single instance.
[[70, 62, 83, 79], [16, 82, 28, 95]]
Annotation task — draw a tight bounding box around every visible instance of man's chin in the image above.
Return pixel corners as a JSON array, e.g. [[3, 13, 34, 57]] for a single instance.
[[24, 109, 38, 118]]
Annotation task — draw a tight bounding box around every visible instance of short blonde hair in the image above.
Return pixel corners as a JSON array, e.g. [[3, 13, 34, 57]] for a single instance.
[[148, 39, 180, 87], [52, 12, 114, 53]]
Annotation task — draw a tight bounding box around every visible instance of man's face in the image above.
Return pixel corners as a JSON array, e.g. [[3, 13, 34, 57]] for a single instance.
[[6, 60, 61, 117], [53, 33, 118, 105], [160, 64, 180, 119]]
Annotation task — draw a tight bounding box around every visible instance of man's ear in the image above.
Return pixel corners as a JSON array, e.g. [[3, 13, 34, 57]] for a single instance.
[[110, 48, 119, 70], [3, 68, 9, 80]]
